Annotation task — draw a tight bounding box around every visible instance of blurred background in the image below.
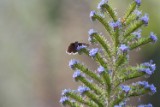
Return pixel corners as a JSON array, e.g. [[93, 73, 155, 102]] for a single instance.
[[0, 0, 159, 107]]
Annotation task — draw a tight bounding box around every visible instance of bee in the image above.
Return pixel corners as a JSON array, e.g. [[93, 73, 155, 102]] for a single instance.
[[66, 41, 89, 54]]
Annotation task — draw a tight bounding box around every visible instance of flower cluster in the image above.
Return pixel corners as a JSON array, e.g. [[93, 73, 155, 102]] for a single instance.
[[60, 0, 158, 106], [139, 60, 156, 75]]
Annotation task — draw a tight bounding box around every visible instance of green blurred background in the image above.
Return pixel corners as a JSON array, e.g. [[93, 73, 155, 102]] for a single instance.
[[0, 0, 159, 107]]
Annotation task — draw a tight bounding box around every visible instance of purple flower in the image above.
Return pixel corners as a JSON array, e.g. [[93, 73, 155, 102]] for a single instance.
[[139, 68, 153, 75], [119, 44, 129, 53], [138, 81, 149, 88], [77, 86, 90, 94], [114, 101, 126, 107], [77, 45, 87, 51], [135, 0, 141, 6], [150, 32, 158, 43], [89, 48, 99, 57], [59, 96, 69, 104], [140, 60, 156, 75], [121, 85, 131, 93], [88, 29, 97, 36], [144, 68, 152, 75], [90, 11, 96, 21], [109, 20, 121, 29], [114, 105, 121, 107], [132, 30, 141, 39], [138, 81, 156, 94], [140, 14, 149, 25], [69, 59, 78, 69], [97, 66, 105, 74], [138, 103, 153, 107], [149, 84, 156, 94], [73, 70, 83, 79], [97, 0, 108, 10], [134, 9, 142, 17], [62, 89, 71, 96]]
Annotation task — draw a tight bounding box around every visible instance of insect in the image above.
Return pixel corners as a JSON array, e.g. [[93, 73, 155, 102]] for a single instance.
[[66, 41, 89, 54]]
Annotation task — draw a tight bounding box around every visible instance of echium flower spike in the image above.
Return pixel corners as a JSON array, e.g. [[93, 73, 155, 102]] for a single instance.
[[77, 86, 104, 107], [89, 11, 113, 36], [130, 33, 158, 50], [61, 0, 158, 107], [123, 0, 139, 20], [73, 70, 103, 95], [97, 66, 111, 94], [125, 9, 142, 26], [97, 0, 118, 21], [88, 29, 112, 57]]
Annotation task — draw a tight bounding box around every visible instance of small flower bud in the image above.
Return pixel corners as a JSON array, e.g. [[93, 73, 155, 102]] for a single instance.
[[119, 44, 129, 53], [138, 103, 152, 107], [121, 85, 131, 93], [97, 0, 108, 10], [77, 86, 90, 95], [61, 89, 71, 96], [69, 59, 79, 69], [140, 14, 149, 25], [89, 48, 99, 57], [59, 96, 69, 104], [132, 30, 141, 39], [97, 66, 105, 74], [73, 70, 84, 81], [109, 20, 121, 30], [90, 11, 96, 21], [134, 9, 142, 17], [135, 0, 141, 6], [150, 32, 158, 43]]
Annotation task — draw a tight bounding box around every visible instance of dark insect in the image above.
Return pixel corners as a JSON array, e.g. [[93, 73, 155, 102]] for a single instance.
[[66, 41, 89, 54]]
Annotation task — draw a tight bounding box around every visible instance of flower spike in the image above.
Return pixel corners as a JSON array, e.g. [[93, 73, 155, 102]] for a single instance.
[[61, 0, 158, 107]]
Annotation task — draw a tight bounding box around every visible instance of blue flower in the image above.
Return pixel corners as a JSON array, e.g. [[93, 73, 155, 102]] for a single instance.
[[59, 96, 69, 104], [138, 81, 156, 94], [150, 32, 158, 43], [135, 0, 141, 6], [88, 29, 97, 43], [77, 86, 90, 94], [73, 70, 83, 79], [140, 14, 149, 25], [61, 89, 71, 96], [109, 20, 121, 29], [140, 60, 156, 75], [89, 48, 99, 57], [149, 84, 156, 94], [114, 101, 126, 107], [119, 44, 129, 53], [121, 85, 131, 93], [90, 11, 96, 21], [138, 81, 149, 88], [69, 59, 78, 69], [134, 9, 142, 17], [77, 45, 87, 51], [132, 30, 141, 39], [97, 0, 108, 10], [97, 66, 105, 74], [114, 105, 121, 107], [144, 68, 152, 75], [138, 103, 153, 107], [88, 29, 97, 36]]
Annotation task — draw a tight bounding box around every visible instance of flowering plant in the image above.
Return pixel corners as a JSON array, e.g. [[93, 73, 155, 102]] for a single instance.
[[60, 0, 158, 107]]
